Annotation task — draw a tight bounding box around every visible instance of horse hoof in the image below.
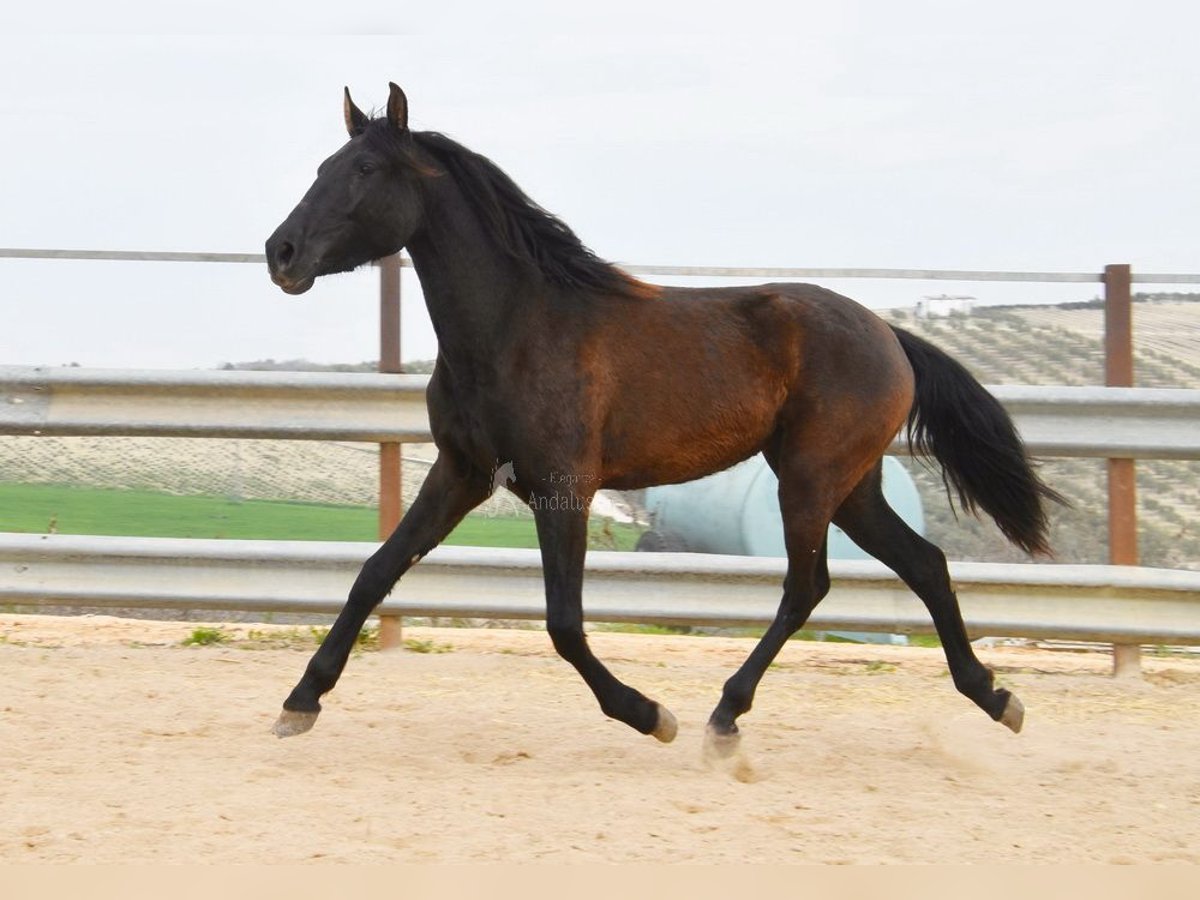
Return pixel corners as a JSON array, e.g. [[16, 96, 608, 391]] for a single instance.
[[651, 704, 678, 743], [702, 726, 761, 782], [702, 725, 741, 761], [999, 693, 1025, 734], [272, 708, 319, 738]]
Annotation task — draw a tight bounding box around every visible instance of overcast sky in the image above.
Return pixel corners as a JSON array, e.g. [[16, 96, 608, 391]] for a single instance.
[[2, 2, 1197, 368]]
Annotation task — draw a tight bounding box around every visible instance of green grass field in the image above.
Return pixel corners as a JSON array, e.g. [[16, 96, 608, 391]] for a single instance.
[[0, 483, 644, 550]]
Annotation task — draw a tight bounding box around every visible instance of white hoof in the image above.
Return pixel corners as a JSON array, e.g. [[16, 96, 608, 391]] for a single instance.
[[1000, 693, 1025, 734], [272, 709, 319, 738], [651, 704, 678, 743], [702, 726, 761, 783], [702, 725, 741, 761]]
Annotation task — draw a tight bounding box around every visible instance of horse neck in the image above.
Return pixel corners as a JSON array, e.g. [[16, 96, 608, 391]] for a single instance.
[[404, 177, 538, 370]]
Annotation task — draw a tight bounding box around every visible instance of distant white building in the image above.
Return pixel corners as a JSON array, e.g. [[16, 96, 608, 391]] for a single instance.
[[915, 294, 975, 318]]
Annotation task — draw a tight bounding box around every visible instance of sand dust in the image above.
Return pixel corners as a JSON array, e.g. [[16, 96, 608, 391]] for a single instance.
[[2, 613, 1198, 864]]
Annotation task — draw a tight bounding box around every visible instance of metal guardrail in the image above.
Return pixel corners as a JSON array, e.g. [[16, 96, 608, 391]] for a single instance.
[[4, 250, 1199, 652], [3, 366, 1200, 459], [2, 533, 1197, 645], [0, 366, 431, 443], [979, 385, 1200, 460]]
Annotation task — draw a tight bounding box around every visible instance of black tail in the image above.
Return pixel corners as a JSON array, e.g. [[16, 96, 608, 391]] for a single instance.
[[890, 325, 1066, 557]]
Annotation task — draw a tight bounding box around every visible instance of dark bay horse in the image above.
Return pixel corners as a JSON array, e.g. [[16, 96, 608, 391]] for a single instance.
[[265, 83, 1062, 753]]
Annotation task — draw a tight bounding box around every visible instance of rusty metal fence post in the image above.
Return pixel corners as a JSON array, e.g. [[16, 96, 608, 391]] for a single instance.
[[377, 253, 405, 649], [1104, 263, 1141, 677]]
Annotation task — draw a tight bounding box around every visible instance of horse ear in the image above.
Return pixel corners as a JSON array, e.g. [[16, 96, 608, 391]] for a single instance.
[[344, 87, 369, 137], [386, 82, 409, 132]]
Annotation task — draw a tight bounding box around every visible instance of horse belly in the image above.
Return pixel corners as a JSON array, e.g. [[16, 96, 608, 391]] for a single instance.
[[591, 292, 798, 489], [600, 380, 780, 490]]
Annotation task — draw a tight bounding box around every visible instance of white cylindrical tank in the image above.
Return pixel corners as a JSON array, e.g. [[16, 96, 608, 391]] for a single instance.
[[643, 455, 923, 559]]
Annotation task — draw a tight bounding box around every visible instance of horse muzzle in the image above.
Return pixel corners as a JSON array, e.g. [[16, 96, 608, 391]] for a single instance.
[[265, 229, 319, 295]]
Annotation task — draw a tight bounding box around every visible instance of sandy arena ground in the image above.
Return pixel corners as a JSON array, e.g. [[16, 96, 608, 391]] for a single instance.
[[2, 613, 1199, 864]]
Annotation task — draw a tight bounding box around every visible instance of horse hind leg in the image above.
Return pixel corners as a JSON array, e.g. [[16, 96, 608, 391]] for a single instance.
[[833, 464, 1024, 733], [705, 463, 837, 759]]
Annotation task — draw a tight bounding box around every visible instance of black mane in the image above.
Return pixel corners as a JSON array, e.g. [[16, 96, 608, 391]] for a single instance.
[[369, 123, 650, 299]]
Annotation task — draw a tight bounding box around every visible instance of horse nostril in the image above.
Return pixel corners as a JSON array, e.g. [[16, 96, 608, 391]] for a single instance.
[[277, 241, 296, 266]]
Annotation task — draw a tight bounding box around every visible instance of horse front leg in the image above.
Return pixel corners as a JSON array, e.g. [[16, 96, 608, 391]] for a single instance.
[[533, 495, 677, 743], [273, 455, 490, 737]]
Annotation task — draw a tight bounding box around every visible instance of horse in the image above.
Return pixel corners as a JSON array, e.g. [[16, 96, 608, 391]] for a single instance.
[[265, 83, 1063, 755]]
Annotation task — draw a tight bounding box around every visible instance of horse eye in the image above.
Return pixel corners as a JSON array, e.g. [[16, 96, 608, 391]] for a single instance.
[[356, 162, 376, 176]]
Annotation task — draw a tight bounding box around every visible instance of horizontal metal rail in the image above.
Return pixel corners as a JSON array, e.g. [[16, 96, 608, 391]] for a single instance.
[[620, 265, 1199, 284], [3, 247, 1199, 284], [0, 248, 266, 264], [0, 366, 431, 443], [964, 385, 1200, 460], [2, 533, 1197, 645], [3, 366, 1200, 460]]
